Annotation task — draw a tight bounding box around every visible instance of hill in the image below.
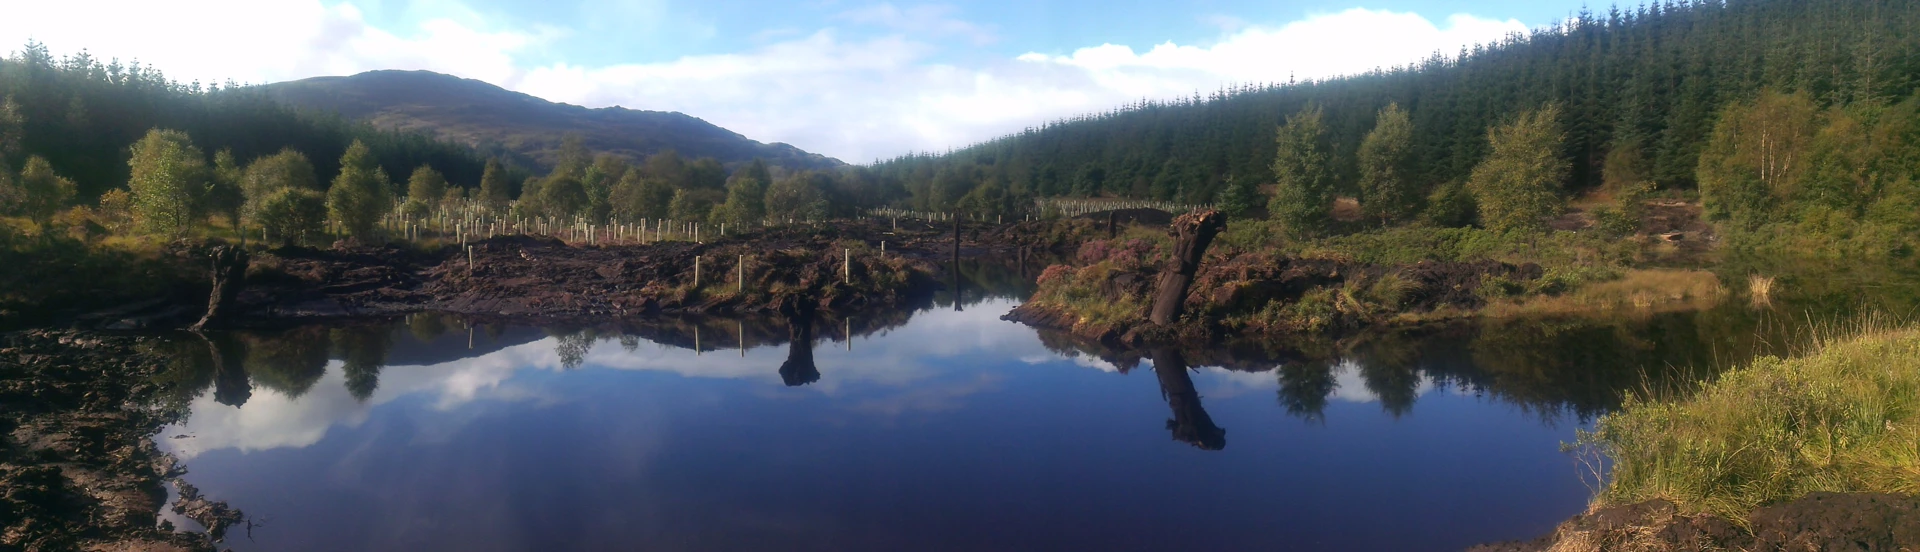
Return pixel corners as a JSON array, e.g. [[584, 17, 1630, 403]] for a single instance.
[[0, 44, 510, 199], [261, 70, 842, 171]]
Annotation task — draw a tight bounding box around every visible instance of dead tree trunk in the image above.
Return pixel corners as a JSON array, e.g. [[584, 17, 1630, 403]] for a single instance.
[[1148, 210, 1227, 325], [1152, 347, 1225, 450], [192, 245, 249, 330]]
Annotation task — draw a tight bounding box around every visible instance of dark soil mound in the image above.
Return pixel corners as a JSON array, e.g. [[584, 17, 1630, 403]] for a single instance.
[[1, 331, 219, 551], [1073, 208, 1176, 227]]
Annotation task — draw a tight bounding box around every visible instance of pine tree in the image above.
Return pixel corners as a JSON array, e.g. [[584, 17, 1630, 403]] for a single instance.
[[1216, 175, 1262, 219]]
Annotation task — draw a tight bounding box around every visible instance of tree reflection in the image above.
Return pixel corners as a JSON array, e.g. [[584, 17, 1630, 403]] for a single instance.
[[330, 327, 392, 402], [779, 304, 820, 386], [200, 333, 251, 408], [151, 334, 217, 411], [241, 327, 330, 399], [1152, 348, 1225, 450], [407, 312, 451, 343], [552, 331, 594, 370], [1275, 360, 1336, 423]]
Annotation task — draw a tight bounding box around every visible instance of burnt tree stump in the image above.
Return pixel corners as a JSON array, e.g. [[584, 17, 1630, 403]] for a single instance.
[[1148, 210, 1227, 325], [192, 245, 249, 330]]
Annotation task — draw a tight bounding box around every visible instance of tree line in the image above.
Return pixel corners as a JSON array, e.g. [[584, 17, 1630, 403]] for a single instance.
[[867, 0, 1920, 230], [0, 40, 919, 244]]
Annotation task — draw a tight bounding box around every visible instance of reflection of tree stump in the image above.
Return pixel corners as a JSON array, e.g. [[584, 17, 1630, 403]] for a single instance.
[[192, 245, 249, 330], [201, 333, 251, 408], [1152, 347, 1225, 450], [779, 298, 820, 386], [1149, 211, 1227, 325]]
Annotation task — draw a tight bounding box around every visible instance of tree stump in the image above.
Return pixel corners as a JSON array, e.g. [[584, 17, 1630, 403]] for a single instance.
[[1148, 210, 1227, 325], [191, 245, 249, 330]]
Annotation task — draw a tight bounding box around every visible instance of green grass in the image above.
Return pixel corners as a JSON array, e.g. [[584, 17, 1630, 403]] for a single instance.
[[1577, 315, 1920, 522], [1026, 262, 1148, 329]]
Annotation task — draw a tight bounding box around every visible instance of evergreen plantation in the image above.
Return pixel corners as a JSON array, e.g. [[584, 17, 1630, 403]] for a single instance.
[[872, 0, 1920, 240], [0, 42, 515, 203]]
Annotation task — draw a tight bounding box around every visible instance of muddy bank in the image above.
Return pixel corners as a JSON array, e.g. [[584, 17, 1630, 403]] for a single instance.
[[0, 330, 225, 552], [71, 217, 1107, 331], [1470, 493, 1920, 552], [1004, 250, 1544, 348]]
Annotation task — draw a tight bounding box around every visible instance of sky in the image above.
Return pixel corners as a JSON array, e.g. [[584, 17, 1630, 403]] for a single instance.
[[0, 0, 1591, 163]]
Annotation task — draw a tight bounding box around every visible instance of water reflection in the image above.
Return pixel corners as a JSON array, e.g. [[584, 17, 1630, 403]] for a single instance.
[[138, 255, 1920, 551], [780, 303, 820, 386], [1150, 348, 1226, 450], [151, 298, 1617, 551], [151, 271, 1903, 446]]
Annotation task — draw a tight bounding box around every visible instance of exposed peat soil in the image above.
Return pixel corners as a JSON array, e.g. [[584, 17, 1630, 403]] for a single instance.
[[0, 330, 236, 552], [79, 217, 1104, 331]]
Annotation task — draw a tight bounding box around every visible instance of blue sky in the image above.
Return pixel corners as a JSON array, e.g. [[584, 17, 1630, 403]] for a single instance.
[[4, 0, 1592, 162]]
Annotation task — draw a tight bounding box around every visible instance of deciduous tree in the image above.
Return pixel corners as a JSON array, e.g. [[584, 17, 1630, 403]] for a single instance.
[[127, 128, 208, 236], [326, 140, 393, 240], [1467, 104, 1569, 232], [15, 155, 76, 222], [1268, 105, 1333, 235], [1357, 103, 1419, 224]]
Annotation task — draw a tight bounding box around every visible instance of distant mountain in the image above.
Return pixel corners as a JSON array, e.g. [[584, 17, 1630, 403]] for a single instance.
[[261, 70, 842, 171]]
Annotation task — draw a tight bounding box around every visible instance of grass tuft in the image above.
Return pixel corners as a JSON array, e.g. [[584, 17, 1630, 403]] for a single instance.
[[1576, 315, 1920, 522]]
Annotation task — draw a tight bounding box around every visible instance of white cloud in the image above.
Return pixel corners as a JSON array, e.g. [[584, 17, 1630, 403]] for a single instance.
[[0, 2, 1526, 163], [518, 7, 1526, 162], [0, 0, 545, 87]]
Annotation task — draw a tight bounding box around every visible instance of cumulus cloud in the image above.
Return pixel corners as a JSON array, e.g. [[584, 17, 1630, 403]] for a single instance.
[[517, 7, 1526, 162], [0, 2, 1526, 163]]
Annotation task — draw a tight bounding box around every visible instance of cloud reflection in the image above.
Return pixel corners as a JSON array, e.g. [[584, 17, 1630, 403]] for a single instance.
[[163, 300, 1065, 459]]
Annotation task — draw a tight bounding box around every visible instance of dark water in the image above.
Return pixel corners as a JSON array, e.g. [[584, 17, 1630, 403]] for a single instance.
[[148, 261, 1920, 551]]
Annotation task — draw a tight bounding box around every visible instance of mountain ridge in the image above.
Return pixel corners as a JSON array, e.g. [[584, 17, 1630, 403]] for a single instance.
[[260, 69, 842, 170]]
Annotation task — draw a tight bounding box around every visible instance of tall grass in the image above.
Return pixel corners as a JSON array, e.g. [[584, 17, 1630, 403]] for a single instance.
[[1576, 313, 1920, 522], [1747, 274, 1776, 308]]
